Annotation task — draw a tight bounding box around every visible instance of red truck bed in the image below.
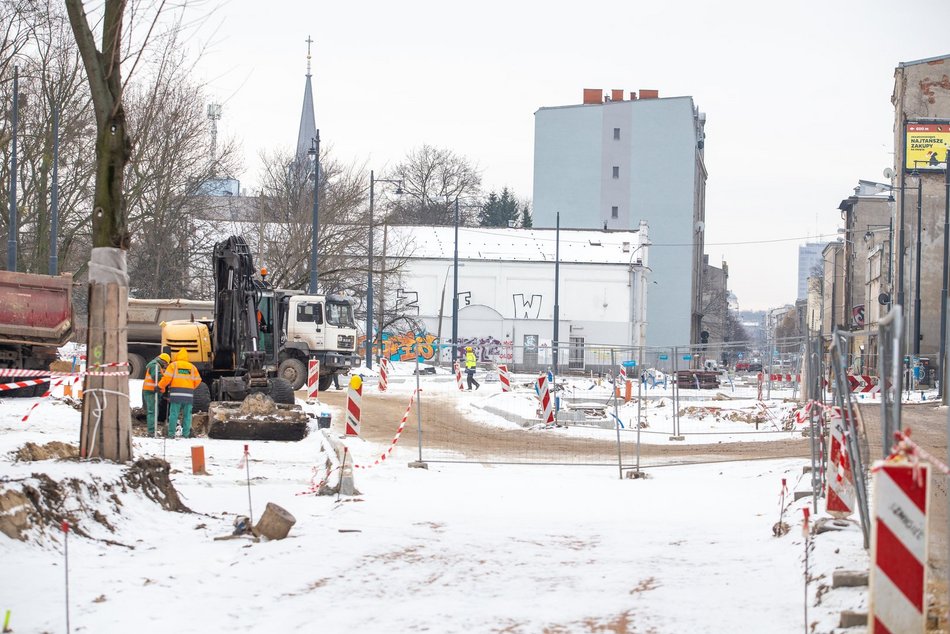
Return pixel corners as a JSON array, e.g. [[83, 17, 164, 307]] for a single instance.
[[0, 270, 73, 346]]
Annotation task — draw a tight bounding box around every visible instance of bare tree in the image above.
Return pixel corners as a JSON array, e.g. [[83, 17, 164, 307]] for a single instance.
[[386, 144, 482, 226]]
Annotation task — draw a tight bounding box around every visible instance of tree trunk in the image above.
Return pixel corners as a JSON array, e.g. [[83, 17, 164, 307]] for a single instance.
[[66, 0, 133, 462]]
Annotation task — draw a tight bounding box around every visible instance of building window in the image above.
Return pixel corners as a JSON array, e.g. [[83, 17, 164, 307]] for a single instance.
[[612, 166, 620, 179], [611, 206, 619, 219], [613, 127, 620, 140], [569, 336, 585, 370]]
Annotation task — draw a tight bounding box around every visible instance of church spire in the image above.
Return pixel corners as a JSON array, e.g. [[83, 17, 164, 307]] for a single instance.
[[296, 36, 317, 162]]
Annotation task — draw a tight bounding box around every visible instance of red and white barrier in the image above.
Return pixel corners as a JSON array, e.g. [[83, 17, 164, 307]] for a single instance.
[[869, 461, 929, 633], [619, 365, 627, 383], [353, 389, 417, 469], [498, 364, 511, 392], [848, 374, 880, 394], [826, 407, 855, 518], [378, 358, 388, 392], [536, 374, 554, 424], [345, 375, 362, 437], [454, 361, 465, 391], [0, 378, 51, 392], [307, 359, 320, 400], [757, 372, 764, 401]]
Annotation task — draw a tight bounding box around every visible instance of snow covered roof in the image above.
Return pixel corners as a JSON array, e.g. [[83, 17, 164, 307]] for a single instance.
[[388, 225, 644, 265]]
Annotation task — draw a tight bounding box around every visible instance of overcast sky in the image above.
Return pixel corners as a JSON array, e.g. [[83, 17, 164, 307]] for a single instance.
[[189, 0, 950, 311]]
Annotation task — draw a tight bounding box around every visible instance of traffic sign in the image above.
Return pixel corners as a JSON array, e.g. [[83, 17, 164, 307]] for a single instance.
[[659, 354, 669, 361], [737, 352, 744, 359], [682, 354, 693, 361], [622, 360, 637, 368]]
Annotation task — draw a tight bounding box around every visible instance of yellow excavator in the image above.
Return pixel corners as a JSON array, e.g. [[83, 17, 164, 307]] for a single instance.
[[161, 236, 308, 441]]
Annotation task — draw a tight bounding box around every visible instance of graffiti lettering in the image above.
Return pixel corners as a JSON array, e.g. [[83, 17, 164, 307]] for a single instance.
[[396, 289, 420, 315], [513, 293, 543, 319], [458, 291, 472, 307]]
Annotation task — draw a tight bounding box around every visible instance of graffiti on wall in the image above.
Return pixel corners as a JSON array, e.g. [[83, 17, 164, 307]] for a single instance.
[[512, 293, 543, 319], [395, 289, 420, 315], [451, 336, 513, 363], [458, 291, 472, 307]]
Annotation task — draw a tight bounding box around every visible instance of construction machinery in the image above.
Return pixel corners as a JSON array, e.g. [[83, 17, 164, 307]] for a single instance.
[[0, 271, 73, 396], [128, 290, 359, 389], [161, 236, 309, 440]]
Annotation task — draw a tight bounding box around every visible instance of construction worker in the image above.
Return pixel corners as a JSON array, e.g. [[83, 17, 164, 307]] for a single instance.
[[142, 353, 170, 437], [158, 348, 202, 439], [464, 346, 480, 390]]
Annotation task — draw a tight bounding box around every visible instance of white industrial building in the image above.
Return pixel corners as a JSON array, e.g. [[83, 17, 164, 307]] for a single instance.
[[532, 89, 707, 348], [382, 223, 650, 371]]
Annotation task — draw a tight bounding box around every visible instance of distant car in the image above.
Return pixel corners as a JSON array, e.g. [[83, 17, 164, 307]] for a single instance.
[[748, 362, 763, 372]]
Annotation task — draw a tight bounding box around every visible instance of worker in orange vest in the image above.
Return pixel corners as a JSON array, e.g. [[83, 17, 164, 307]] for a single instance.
[[142, 352, 170, 437], [158, 348, 202, 438]]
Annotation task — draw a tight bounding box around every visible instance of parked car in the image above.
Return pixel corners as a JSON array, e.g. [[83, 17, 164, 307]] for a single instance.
[[748, 362, 763, 372]]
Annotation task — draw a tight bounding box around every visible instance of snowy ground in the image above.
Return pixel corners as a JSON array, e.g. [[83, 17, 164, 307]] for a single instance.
[[0, 367, 874, 633]]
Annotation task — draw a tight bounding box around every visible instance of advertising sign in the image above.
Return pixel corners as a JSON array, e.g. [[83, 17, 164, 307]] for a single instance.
[[906, 123, 949, 172], [852, 304, 866, 328]]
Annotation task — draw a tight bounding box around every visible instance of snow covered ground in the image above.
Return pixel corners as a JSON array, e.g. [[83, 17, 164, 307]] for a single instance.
[[0, 369, 872, 633]]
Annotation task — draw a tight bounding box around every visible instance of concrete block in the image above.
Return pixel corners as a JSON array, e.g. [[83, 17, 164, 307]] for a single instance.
[[838, 611, 867, 628], [832, 570, 868, 588], [793, 490, 813, 501], [408, 461, 429, 470], [668, 435, 685, 441]]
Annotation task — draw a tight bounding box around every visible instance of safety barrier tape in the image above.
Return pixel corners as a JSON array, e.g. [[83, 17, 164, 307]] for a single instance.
[[296, 462, 341, 496], [20, 378, 68, 423], [350, 389, 417, 470], [888, 428, 950, 476], [0, 378, 51, 392]]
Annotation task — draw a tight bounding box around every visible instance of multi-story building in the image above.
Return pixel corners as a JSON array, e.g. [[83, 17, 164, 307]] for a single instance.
[[532, 89, 707, 348], [891, 54, 950, 369], [797, 243, 827, 301]]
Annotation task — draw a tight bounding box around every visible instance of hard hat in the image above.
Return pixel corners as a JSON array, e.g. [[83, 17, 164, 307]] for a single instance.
[[466, 346, 473, 351], [159, 353, 171, 363], [176, 348, 189, 361]]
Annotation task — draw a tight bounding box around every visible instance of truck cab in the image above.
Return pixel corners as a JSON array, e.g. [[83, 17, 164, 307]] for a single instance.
[[268, 291, 362, 390]]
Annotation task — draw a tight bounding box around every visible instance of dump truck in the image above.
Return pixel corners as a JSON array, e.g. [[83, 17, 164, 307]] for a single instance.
[[0, 271, 73, 396], [161, 236, 314, 440], [127, 298, 214, 379], [128, 293, 359, 389]]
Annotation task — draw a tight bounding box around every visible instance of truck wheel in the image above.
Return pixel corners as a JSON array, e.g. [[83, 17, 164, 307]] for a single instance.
[[268, 377, 296, 405], [278, 357, 307, 391], [318, 374, 333, 391], [192, 382, 211, 413], [128, 353, 146, 380]]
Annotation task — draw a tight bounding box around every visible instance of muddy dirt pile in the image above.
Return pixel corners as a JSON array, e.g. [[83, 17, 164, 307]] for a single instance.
[[0, 456, 189, 543], [14, 441, 79, 462]]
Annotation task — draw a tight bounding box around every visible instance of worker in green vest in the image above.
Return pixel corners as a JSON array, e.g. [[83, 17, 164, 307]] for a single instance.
[[142, 353, 170, 437]]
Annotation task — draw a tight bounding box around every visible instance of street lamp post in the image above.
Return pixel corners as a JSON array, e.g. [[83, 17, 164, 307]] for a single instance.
[[553, 212, 560, 374], [7, 66, 18, 273], [452, 199, 460, 364], [941, 148, 950, 402], [308, 131, 321, 294], [366, 172, 403, 369], [912, 170, 922, 355]]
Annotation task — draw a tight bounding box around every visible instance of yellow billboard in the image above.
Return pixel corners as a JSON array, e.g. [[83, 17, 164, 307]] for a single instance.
[[905, 123, 949, 171]]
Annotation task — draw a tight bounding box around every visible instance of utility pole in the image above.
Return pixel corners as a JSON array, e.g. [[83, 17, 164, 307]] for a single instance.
[[7, 66, 18, 272]]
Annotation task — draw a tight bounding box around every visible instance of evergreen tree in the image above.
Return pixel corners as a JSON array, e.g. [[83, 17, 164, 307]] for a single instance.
[[479, 187, 519, 227], [520, 204, 532, 228]]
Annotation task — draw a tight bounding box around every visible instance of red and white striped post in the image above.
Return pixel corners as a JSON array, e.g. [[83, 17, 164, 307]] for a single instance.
[[757, 372, 764, 401], [345, 375, 362, 437], [537, 374, 554, 424], [869, 461, 930, 633], [454, 361, 465, 391], [826, 407, 855, 518], [498, 364, 511, 392], [619, 364, 627, 383], [307, 359, 320, 400], [378, 358, 388, 392]]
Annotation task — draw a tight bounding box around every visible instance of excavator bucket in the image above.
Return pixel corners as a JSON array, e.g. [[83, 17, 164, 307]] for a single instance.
[[207, 392, 310, 441]]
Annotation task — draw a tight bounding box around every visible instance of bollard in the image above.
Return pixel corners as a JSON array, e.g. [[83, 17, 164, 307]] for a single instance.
[[191, 445, 207, 475], [624, 380, 632, 403]]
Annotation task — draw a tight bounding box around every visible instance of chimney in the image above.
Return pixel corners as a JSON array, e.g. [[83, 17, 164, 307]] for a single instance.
[[639, 89, 659, 99], [629, 91, 638, 100], [611, 89, 624, 102], [583, 88, 603, 104]]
